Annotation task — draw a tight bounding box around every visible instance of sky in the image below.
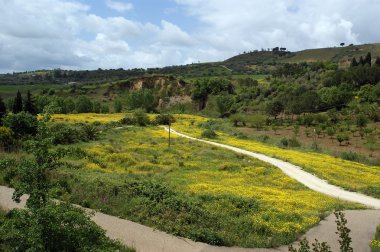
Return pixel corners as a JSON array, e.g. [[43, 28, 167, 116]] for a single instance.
[[0, 0, 379, 73]]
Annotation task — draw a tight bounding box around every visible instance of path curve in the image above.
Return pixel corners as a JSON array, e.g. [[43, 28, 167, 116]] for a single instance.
[[163, 127, 380, 209], [1, 186, 379, 252]]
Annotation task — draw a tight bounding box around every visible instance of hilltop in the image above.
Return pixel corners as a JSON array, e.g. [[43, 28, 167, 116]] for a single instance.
[[1, 43, 379, 86]]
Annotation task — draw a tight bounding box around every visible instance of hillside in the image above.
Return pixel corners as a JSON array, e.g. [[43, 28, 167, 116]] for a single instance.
[[225, 43, 380, 71], [1, 43, 379, 86]]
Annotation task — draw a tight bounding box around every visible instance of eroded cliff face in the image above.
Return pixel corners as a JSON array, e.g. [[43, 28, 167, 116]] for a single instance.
[[117, 76, 194, 108]]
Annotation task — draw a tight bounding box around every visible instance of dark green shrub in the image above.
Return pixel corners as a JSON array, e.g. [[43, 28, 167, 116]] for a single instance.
[[154, 114, 176, 125], [0, 126, 14, 148], [201, 129, 217, 139], [49, 124, 83, 145], [280, 138, 289, 147], [3, 112, 38, 138], [340, 151, 363, 162], [288, 137, 301, 148], [133, 110, 150, 126], [120, 114, 137, 125], [0, 203, 130, 252]]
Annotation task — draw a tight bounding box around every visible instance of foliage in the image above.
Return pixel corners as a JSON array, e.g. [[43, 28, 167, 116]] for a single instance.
[[3, 112, 38, 138], [335, 211, 353, 252], [25, 90, 37, 115], [0, 96, 6, 123], [0, 203, 130, 252], [288, 211, 352, 252], [230, 113, 246, 127], [154, 114, 176, 125], [13, 91, 23, 114], [133, 109, 150, 126], [113, 99, 123, 113], [215, 95, 234, 117], [201, 129, 217, 139], [127, 89, 156, 112], [76, 95, 93, 113], [0, 127, 14, 148], [371, 225, 380, 252]]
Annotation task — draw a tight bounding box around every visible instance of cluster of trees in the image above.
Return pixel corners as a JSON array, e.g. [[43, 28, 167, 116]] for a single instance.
[[351, 52, 380, 67], [0, 115, 131, 251]]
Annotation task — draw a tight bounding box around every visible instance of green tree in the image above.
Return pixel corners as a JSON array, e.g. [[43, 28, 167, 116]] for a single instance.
[[1, 117, 130, 252], [100, 104, 110, 113], [215, 95, 233, 117], [356, 113, 368, 129], [76, 95, 93, 113], [365, 52, 372, 66], [0, 96, 6, 124], [127, 89, 155, 112], [133, 109, 150, 126], [350, 57, 358, 67], [25, 90, 37, 115], [266, 100, 284, 119], [114, 99, 123, 113], [3, 112, 38, 138], [13, 90, 23, 114]]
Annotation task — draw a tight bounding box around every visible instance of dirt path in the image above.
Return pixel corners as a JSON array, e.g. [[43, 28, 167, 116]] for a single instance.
[[1, 186, 379, 252], [1, 128, 380, 251], [164, 127, 380, 209]]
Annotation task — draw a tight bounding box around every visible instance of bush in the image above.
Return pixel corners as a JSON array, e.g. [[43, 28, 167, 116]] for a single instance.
[[280, 138, 289, 147], [340, 151, 364, 162], [49, 124, 82, 145], [0, 127, 13, 148], [201, 129, 217, 139], [3, 112, 38, 138], [288, 137, 301, 148], [154, 114, 176, 125], [120, 114, 137, 125], [0, 203, 131, 252], [230, 113, 246, 127], [133, 110, 150, 126]]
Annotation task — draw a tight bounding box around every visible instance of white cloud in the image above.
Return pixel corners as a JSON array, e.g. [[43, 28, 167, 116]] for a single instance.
[[175, 0, 379, 58], [0, 0, 379, 73], [105, 0, 133, 12]]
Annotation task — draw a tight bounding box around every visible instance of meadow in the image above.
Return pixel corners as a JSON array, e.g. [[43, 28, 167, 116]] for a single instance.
[[170, 114, 380, 199], [29, 115, 361, 248]]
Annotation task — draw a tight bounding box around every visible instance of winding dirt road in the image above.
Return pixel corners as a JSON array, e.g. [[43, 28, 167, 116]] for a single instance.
[[1, 127, 380, 251], [163, 127, 380, 209]]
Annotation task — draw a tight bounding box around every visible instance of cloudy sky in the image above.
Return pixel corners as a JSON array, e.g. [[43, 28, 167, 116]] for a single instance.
[[0, 0, 379, 73]]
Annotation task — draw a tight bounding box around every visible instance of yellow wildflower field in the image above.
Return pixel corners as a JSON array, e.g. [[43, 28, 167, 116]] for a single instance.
[[172, 114, 380, 197]]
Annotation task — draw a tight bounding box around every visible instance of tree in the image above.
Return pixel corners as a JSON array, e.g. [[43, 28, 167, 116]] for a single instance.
[[25, 90, 37, 115], [0, 117, 130, 251], [76, 95, 93, 113], [13, 91, 23, 114], [215, 95, 233, 117], [364, 52, 372, 66], [127, 89, 156, 112], [356, 113, 368, 129], [359, 56, 365, 66], [266, 100, 284, 119], [350, 57, 358, 67], [375, 57, 380, 67], [114, 99, 123, 113], [3, 112, 38, 138], [340, 42, 345, 47], [0, 96, 6, 124]]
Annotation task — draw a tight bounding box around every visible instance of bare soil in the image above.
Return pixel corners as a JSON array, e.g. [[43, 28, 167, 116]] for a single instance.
[[238, 126, 380, 159]]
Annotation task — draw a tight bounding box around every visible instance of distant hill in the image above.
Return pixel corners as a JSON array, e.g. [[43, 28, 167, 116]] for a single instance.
[[1, 43, 379, 85], [224, 43, 380, 70]]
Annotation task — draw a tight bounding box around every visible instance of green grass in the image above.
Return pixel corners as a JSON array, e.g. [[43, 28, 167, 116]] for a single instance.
[[0, 84, 66, 98], [41, 126, 360, 248]]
